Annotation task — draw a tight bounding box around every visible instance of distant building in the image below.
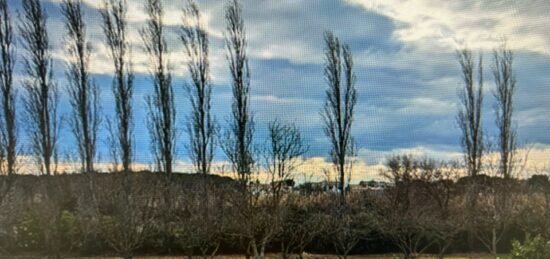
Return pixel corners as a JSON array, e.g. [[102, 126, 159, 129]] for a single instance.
[[353, 180, 389, 192]]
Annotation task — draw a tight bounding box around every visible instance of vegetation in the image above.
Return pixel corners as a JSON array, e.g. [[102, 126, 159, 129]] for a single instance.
[[510, 235, 550, 259], [0, 0, 17, 176], [100, 0, 135, 173], [141, 0, 176, 175], [61, 0, 101, 174], [0, 168, 547, 258], [19, 0, 60, 176]]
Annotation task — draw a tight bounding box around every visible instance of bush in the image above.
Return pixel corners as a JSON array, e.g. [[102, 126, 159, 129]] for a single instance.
[[12, 209, 43, 251], [510, 235, 550, 259]]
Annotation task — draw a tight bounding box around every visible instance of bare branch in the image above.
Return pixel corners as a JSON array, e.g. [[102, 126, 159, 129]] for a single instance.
[[456, 49, 484, 177], [0, 0, 16, 176], [181, 0, 216, 176], [20, 0, 60, 175], [263, 120, 308, 204], [321, 31, 357, 202], [221, 0, 254, 188], [493, 42, 517, 179], [141, 0, 176, 174], [100, 0, 134, 172], [62, 0, 101, 173]]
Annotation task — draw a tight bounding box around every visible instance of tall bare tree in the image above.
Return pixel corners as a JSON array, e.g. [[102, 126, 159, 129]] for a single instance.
[[180, 4, 218, 252], [20, 0, 60, 175], [221, 0, 254, 188], [62, 0, 101, 173], [456, 49, 485, 250], [100, 0, 134, 173], [141, 0, 176, 174], [181, 0, 215, 176], [0, 0, 16, 175], [321, 31, 357, 202], [493, 43, 517, 179], [457, 49, 484, 177]]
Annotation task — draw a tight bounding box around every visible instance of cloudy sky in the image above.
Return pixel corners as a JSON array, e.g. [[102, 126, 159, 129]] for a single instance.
[[7, 0, 550, 179]]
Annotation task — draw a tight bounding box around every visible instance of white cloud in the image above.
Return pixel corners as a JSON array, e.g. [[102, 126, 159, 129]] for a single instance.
[[45, 0, 223, 77], [397, 97, 456, 116], [358, 146, 463, 165], [347, 0, 550, 55]]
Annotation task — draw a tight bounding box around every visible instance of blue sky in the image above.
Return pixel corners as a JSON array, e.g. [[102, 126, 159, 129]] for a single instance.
[[7, 0, 550, 174]]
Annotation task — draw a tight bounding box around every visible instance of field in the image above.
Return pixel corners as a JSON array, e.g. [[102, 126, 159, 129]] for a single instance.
[[9, 254, 505, 259], [207, 254, 506, 259]]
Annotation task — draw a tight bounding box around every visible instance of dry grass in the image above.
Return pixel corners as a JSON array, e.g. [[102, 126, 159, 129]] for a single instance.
[[63, 253, 507, 259], [0, 253, 507, 259]]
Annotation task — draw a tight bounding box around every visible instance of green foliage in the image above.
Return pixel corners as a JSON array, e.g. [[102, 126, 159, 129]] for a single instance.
[[12, 209, 43, 251], [6, 207, 84, 254], [528, 175, 550, 193], [59, 210, 83, 249], [510, 235, 550, 259]]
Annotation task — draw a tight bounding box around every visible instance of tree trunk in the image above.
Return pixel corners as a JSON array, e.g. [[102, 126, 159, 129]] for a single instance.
[[281, 241, 288, 259], [210, 242, 220, 259], [251, 240, 261, 259], [245, 242, 251, 259], [492, 227, 498, 257], [260, 240, 266, 259], [437, 241, 452, 259]]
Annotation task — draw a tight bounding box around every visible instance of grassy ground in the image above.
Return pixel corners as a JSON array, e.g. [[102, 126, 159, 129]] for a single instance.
[[212, 254, 506, 259], [56, 254, 507, 259], [0, 254, 508, 259]]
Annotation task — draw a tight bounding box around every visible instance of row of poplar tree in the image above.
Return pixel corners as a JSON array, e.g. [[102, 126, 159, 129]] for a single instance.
[[0, 0, 358, 196], [0, 0, 521, 192]]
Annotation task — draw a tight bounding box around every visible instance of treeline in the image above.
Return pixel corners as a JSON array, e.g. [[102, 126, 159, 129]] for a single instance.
[[0, 160, 549, 258]]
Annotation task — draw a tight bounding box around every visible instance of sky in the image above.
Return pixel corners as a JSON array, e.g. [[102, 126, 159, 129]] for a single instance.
[[6, 0, 550, 180]]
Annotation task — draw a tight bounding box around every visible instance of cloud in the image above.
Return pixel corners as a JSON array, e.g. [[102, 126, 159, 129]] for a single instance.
[[43, 0, 398, 76], [397, 97, 456, 116], [11, 0, 550, 168], [358, 145, 463, 164]]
